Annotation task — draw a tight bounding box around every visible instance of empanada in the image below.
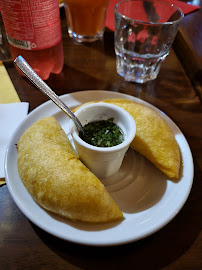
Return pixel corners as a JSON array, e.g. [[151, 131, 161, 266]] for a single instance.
[[17, 117, 123, 223], [74, 99, 180, 178]]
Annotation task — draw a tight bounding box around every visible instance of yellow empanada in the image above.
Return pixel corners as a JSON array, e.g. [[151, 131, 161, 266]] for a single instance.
[[17, 117, 123, 223], [74, 99, 180, 178]]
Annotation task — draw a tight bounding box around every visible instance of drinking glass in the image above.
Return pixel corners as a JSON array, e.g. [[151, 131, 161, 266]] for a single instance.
[[114, 0, 184, 83], [64, 0, 110, 42]]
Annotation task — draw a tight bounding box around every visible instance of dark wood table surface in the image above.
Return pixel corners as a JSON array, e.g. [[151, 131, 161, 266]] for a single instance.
[[1, 6, 202, 270], [174, 0, 202, 100]]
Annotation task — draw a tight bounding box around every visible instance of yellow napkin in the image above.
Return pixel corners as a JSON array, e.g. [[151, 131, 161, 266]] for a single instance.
[[0, 61, 21, 186], [0, 61, 20, 104]]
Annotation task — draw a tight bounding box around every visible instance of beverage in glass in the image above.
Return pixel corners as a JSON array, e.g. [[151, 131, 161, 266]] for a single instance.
[[64, 0, 110, 42], [114, 0, 183, 83]]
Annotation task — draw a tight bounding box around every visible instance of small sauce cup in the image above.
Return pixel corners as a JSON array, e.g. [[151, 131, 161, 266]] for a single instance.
[[69, 102, 136, 179]]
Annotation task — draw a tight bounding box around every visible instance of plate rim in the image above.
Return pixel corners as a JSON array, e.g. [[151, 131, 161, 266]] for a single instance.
[[4, 90, 194, 246]]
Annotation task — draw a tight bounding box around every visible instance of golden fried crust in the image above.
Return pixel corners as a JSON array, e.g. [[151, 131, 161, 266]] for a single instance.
[[17, 117, 123, 223], [74, 99, 180, 178]]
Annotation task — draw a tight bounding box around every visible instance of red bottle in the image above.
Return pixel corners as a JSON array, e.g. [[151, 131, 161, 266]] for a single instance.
[[0, 0, 64, 80]]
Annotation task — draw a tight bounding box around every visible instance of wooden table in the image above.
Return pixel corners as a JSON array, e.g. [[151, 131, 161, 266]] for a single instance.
[[1, 6, 202, 270], [173, 0, 202, 100]]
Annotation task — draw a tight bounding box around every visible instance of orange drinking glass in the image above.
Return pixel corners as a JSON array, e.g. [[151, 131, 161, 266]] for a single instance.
[[64, 0, 110, 42]]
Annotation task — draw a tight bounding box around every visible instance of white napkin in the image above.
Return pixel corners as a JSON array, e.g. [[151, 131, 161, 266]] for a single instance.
[[0, 102, 29, 178]]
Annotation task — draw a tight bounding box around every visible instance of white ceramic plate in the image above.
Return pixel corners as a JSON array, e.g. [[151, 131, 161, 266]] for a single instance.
[[5, 91, 194, 246]]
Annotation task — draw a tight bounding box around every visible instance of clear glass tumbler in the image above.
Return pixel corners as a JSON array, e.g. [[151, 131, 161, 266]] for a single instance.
[[114, 0, 184, 83]]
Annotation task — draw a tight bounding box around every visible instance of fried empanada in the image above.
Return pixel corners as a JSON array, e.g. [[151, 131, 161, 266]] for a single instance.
[[17, 117, 123, 223], [74, 99, 180, 178]]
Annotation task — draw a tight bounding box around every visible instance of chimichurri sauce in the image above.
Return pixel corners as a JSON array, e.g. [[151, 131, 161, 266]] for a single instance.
[[79, 118, 124, 147]]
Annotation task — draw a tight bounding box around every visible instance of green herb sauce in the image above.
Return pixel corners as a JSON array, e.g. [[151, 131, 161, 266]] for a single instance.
[[79, 118, 124, 147]]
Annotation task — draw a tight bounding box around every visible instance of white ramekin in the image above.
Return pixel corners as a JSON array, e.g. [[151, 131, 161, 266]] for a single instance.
[[69, 102, 136, 179]]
